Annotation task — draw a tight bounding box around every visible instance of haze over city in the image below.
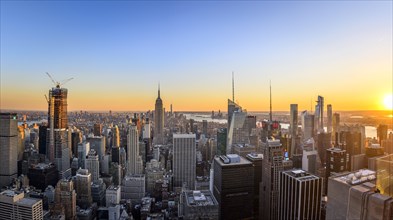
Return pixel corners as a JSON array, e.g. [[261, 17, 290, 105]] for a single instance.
[[1, 1, 392, 111]]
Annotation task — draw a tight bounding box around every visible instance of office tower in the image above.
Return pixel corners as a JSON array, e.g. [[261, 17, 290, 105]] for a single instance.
[[260, 139, 292, 220], [143, 120, 151, 139], [127, 125, 143, 175], [0, 113, 18, 189], [54, 179, 76, 220], [232, 144, 256, 158], [382, 132, 393, 154], [302, 138, 318, 174], [216, 128, 227, 155], [340, 131, 362, 170], [327, 104, 333, 133], [87, 136, 105, 158], [278, 169, 322, 220], [227, 99, 242, 130], [190, 119, 195, 133], [377, 124, 388, 144], [93, 123, 102, 136], [376, 154, 393, 197], [332, 112, 340, 142], [317, 132, 332, 165], [78, 142, 90, 169], [154, 85, 164, 144], [314, 95, 324, 133], [75, 168, 92, 209], [227, 110, 249, 153], [146, 159, 164, 194], [202, 120, 208, 136], [246, 153, 263, 219], [0, 190, 43, 220], [179, 190, 219, 219], [213, 154, 254, 220], [85, 149, 100, 181], [38, 124, 48, 155], [121, 174, 145, 204], [91, 178, 106, 206], [71, 130, 82, 157], [325, 169, 392, 219], [301, 111, 314, 141], [106, 185, 121, 207], [289, 104, 298, 158], [173, 134, 196, 189], [112, 125, 120, 147], [326, 147, 349, 184], [110, 162, 122, 186], [27, 163, 58, 191]]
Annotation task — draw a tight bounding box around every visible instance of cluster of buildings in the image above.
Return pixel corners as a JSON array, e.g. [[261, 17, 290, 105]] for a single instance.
[[1, 79, 393, 220]]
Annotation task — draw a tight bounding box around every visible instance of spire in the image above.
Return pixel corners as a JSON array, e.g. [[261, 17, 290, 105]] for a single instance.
[[269, 80, 273, 122], [232, 71, 235, 102], [158, 82, 160, 98]]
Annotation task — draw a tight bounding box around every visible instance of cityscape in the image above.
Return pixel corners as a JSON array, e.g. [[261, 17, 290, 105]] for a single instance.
[[1, 1, 392, 220]]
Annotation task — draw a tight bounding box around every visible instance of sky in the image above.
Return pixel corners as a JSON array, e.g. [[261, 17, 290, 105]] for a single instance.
[[1, 1, 392, 112]]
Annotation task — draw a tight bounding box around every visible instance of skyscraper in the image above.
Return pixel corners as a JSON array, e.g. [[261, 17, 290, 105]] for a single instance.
[[301, 111, 314, 141], [46, 86, 70, 176], [112, 125, 120, 147], [213, 154, 254, 220], [173, 134, 196, 189], [332, 113, 340, 143], [75, 168, 92, 209], [154, 85, 164, 144], [314, 95, 324, 133], [0, 113, 18, 189], [289, 104, 298, 158], [54, 179, 76, 220], [85, 149, 100, 181], [327, 104, 333, 133], [260, 139, 292, 220], [278, 169, 322, 220], [93, 123, 102, 136], [127, 125, 142, 175], [0, 190, 43, 220]]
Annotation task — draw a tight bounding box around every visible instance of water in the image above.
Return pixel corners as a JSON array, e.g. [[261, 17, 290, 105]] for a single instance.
[[183, 114, 227, 124]]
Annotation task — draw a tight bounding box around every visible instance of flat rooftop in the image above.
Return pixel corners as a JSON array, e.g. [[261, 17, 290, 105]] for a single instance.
[[215, 155, 252, 166], [173, 133, 196, 138], [184, 190, 218, 207]]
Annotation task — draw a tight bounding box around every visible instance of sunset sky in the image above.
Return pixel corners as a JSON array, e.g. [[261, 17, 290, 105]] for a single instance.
[[1, 1, 392, 112]]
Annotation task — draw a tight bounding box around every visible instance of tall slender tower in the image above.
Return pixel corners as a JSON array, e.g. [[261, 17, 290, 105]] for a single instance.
[[46, 85, 70, 177], [0, 113, 18, 188], [290, 104, 298, 157], [127, 125, 142, 174], [173, 134, 196, 189], [154, 84, 164, 144]]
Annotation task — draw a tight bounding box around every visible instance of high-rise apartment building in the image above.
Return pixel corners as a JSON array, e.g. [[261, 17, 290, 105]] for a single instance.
[[112, 125, 120, 147], [332, 113, 340, 143], [93, 123, 102, 136], [46, 86, 70, 176], [0, 113, 18, 189], [278, 169, 322, 220], [216, 128, 227, 155], [314, 96, 324, 133], [173, 134, 196, 189], [154, 86, 164, 144], [377, 124, 388, 144]]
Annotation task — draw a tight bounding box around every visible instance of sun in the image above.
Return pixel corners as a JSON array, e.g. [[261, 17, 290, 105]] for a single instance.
[[383, 94, 393, 110]]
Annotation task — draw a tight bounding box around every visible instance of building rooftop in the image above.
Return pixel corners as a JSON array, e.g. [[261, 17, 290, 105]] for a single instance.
[[184, 190, 218, 207], [16, 197, 41, 207], [173, 133, 196, 138], [332, 169, 376, 186], [246, 153, 263, 161], [215, 154, 252, 166]]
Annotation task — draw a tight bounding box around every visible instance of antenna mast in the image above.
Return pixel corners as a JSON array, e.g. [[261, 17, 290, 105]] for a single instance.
[[232, 71, 235, 102], [269, 80, 273, 121]]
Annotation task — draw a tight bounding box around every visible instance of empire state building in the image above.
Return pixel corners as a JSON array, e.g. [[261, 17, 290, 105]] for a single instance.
[[154, 85, 164, 144]]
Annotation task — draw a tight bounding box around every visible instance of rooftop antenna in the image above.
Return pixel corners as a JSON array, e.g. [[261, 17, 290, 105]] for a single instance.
[[45, 72, 73, 88], [232, 71, 235, 102], [269, 80, 273, 121], [158, 82, 160, 98]]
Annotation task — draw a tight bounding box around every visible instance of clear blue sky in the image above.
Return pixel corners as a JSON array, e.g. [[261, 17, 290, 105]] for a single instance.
[[1, 1, 392, 111]]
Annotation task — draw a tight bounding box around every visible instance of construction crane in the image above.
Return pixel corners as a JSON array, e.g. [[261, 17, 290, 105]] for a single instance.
[[45, 72, 74, 88]]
